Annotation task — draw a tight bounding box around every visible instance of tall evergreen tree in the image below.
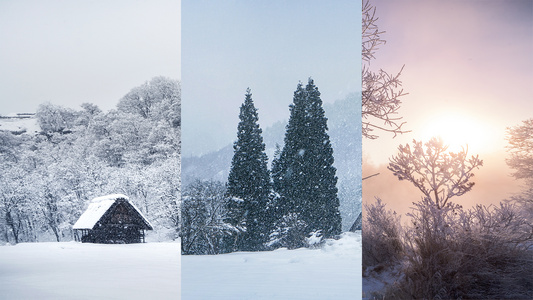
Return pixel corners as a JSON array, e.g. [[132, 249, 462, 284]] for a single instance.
[[225, 88, 271, 251], [272, 79, 342, 240]]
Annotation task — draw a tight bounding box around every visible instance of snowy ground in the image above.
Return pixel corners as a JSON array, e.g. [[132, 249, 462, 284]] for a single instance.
[[362, 266, 399, 299], [0, 241, 180, 300], [0, 115, 39, 134], [182, 231, 362, 299]]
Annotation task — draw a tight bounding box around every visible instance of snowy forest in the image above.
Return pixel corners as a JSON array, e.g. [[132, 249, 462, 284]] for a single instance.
[[182, 79, 356, 255], [0, 76, 181, 244]]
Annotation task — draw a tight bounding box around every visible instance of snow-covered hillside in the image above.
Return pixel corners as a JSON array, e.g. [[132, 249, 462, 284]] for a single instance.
[[182, 231, 362, 299], [0, 114, 40, 134], [0, 242, 180, 300]]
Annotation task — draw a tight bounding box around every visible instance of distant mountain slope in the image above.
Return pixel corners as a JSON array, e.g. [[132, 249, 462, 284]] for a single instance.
[[182, 94, 362, 230], [181, 144, 234, 185]]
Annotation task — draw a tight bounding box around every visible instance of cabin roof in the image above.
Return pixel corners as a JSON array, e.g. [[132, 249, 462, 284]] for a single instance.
[[73, 194, 152, 230]]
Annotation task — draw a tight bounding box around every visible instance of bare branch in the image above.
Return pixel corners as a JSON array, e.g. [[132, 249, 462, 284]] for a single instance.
[[362, 173, 380, 181], [362, 1, 409, 139], [362, 0, 386, 63]]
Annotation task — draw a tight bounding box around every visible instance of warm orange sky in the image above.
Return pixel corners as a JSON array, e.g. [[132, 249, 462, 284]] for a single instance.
[[363, 0, 533, 213]]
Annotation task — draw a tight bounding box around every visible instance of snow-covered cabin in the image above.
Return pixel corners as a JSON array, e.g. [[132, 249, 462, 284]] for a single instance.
[[73, 194, 153, 244]]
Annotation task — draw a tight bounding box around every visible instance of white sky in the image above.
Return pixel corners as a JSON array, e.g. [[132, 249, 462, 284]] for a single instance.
[[182, 1, 361, 157], [0, 0, 181, 115]]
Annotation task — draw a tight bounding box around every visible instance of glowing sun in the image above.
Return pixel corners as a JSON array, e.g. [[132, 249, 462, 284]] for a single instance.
[[420, 112, 492, 153]]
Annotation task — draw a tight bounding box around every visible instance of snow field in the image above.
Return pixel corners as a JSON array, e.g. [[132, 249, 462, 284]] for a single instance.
[[0, 242, 180, 300], [0, 115, 40, 134], [182, 231, 361, 299], [0, 233, 362, 299]]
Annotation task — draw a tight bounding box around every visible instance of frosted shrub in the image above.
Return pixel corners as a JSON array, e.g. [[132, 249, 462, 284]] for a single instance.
[[397, 198, 464, 299], [394, 198, 533, 299], [362, 198, 403, 269], [467, 202, 533, 249], [508, 187, 533, 224]]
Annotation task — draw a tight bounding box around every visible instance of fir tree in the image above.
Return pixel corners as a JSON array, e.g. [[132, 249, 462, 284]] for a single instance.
[[225, 88, 271, 251], [273, 79, 342, 240]]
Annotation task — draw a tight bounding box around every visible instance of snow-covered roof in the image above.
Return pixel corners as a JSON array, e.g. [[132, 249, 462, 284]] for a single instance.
[[73, 194, 151, 230]]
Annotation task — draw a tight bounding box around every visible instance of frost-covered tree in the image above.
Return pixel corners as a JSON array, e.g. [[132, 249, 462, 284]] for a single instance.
[[76, 103, 103, 128], [36, 103, 77, 134], [225, 89, 271, 251], [388, 137, 483, 209], [113, 77, 180, 166], [142, 156, 181, 239], [506, 118, 533, 183], [0, 131, 22, 163], [505, 118, 533, 216], [273, 79, 342, 240], [117, 76, 180, 123], [362, 0, 408, 139], [181, 180, 235, 255]]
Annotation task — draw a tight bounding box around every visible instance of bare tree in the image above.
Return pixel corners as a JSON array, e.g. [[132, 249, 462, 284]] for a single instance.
[[388, 137, 483, 209], [362, 0, 409, 139]]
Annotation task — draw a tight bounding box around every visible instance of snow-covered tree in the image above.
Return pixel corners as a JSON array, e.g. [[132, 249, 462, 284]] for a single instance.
[[225, 88, 271, 251], [0, 131, 23, 163], [267, 212, 308, 250], [388, 137, 483, 209], [117, 76, 180, 122], [35, 103, 77, 134], [273, 79, 342, 240], [76, 103, 103, 129], [181, 180, 235, 255], [148, 156, 181, 240]]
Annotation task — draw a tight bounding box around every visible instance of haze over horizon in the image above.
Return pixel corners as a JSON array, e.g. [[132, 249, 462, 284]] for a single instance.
[[363, 0, 533, 214]]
